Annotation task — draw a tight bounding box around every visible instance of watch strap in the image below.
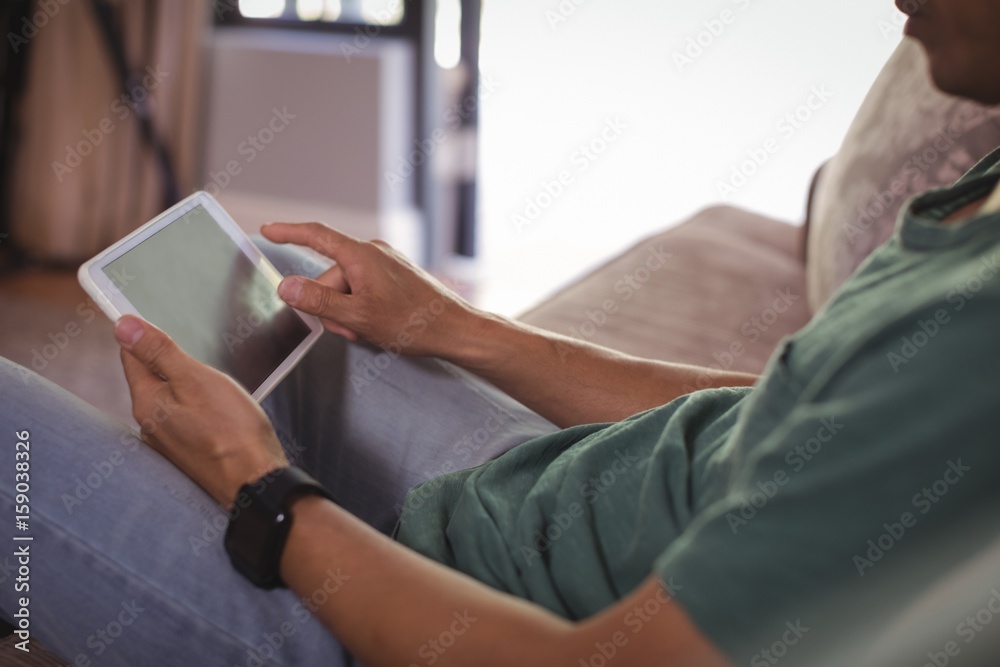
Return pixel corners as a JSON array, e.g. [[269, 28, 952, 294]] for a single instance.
[[224, 466, 334, 589]]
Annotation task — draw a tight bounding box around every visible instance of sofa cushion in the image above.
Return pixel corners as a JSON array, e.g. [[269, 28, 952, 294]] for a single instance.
[[806, 38, 1000, 312], [519, 206, 810, 375]]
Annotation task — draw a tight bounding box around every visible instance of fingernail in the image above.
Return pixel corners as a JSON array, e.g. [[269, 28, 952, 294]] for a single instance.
[[278, 277, 302, 303], [115, 316, 145, 347]]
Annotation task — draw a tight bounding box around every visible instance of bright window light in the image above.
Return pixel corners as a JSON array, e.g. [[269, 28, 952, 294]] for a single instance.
[[238, 0, 286, 19], [361, 0, 405, 26], [434, 0, 462, 69], [296, 0, 324, 20], [323, 0, 343, 21]]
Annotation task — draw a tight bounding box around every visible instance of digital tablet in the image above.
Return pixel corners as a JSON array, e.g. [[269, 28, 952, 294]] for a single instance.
[[78, 191, 323, 402]]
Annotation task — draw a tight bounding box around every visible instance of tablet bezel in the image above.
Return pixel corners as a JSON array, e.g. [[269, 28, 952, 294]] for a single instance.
[[77, 190, 324, 402]]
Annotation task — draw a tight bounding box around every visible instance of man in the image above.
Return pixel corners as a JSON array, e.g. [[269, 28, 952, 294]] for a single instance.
[[3, 0, 1000, 664]]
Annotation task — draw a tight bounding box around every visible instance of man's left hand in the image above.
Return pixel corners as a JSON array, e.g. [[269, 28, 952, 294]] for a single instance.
[[115, 315, 289, 507]]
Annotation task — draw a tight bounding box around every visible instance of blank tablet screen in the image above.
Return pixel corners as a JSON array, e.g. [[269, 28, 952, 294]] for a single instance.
[[102, 205, 311, 394]]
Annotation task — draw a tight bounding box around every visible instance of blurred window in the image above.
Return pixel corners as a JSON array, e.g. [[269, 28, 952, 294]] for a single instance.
[[236, 0, 405, 26]]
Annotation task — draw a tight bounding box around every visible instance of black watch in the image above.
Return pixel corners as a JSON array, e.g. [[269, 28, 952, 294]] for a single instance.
[[224, 466, 334, 589]]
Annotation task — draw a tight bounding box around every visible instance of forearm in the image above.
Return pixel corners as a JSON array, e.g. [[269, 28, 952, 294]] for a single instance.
[[443, 310, 758, 428], [281, 496, 572, 667], [280, 496, 729, 667]]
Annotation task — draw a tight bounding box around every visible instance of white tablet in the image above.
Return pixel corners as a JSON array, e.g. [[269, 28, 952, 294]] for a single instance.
[[78, 191, 323, 402]]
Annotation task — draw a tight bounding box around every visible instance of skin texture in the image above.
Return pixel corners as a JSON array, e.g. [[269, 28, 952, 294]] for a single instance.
[[114, 2, 1000, 664]]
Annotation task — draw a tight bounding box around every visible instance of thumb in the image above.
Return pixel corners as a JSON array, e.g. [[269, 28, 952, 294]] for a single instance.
[[277, 276, 352, 322], [114, 315, 188, 380]]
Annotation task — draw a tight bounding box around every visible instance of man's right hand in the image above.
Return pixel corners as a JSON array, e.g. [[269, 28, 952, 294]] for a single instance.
[[264, 220, 758, 429], [261, 222, 484, 359]]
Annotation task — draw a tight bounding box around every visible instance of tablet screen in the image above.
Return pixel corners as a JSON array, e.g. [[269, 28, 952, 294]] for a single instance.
[[102, 205, 312, 394]]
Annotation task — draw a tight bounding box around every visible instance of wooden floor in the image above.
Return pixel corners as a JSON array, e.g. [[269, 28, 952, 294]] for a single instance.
[[0, 266, 133, 424]]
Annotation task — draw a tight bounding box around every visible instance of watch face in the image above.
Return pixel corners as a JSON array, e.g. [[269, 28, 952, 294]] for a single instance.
[[224, 467, 332, 588], [226, 500, 290, 587]]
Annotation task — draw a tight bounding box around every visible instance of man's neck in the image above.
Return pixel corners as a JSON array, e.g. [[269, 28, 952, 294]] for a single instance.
[[942, 181, 1000, 225]]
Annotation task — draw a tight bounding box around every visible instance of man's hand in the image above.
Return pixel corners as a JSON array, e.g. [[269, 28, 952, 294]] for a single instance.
[[261, 221, 758, 428], [115, 315, 289, 507], [261, 222, 483, 359]]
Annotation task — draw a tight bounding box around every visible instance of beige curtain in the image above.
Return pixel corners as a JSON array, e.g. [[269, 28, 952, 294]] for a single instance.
[[10, 0, 210, 262]]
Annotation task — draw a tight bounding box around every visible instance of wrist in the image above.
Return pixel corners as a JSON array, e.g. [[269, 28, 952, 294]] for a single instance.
[[224, 466, 334, 589], [439, 306, 513, 369], [220, 451, 290, 510]]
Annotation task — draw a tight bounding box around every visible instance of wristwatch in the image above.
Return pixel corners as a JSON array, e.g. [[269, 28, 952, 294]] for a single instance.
[[224, 465, 335, 589]]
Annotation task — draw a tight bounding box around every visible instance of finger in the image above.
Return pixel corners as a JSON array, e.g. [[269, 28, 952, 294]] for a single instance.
[[323, 320, 359, 340], [120, 347, 166, 412], [261, 222, 358, 262], [315, 264, 349, 294], [114, 315, 190, 381], [277, 276, 355, 323]]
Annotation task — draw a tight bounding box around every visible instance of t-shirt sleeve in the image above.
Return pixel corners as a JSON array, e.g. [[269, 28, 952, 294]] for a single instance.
[[653, 295, 1000, 663]]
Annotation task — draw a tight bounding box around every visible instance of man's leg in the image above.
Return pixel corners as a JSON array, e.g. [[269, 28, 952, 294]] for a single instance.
[[255, 237, 560, 533], [0, 357, 346, 667], [0, 239, 557, 666]]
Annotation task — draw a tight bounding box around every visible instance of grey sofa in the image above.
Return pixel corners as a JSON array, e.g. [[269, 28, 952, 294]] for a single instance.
[[5, 37, 1000, 666]]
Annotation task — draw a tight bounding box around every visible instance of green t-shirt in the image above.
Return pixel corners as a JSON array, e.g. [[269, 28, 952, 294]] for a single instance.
[[396, 148, 1000, 663]]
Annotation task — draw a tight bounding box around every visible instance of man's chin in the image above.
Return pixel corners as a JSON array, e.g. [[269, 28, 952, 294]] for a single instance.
[[927, 63, 1000, 106], [913, 40, 1000, 105]]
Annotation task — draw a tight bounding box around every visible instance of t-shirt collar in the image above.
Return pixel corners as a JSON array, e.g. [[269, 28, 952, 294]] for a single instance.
[[900, 146, 1000, 250]]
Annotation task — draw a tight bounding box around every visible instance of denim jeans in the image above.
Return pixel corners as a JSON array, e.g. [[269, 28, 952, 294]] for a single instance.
[[0, 239, 557, 666]]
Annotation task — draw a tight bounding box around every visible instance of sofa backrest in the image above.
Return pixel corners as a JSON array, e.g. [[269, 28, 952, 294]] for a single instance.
[[805, 38, 1000, 313]]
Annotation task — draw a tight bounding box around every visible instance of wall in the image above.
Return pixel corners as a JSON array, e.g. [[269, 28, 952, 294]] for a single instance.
[[475, 0, 906, 314], [202, 27, 421, 256]]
